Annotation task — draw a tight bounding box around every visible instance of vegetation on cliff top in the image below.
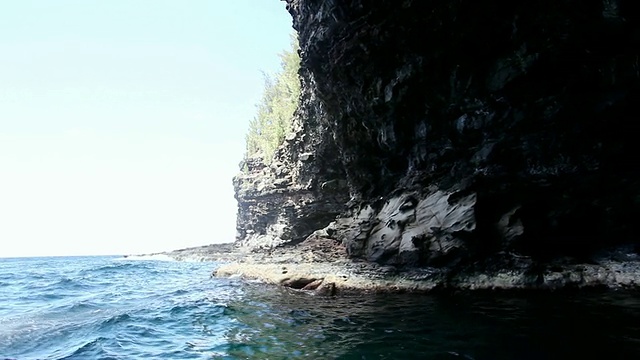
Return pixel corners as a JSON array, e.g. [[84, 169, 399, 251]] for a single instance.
[[245, 36, 300, 163]]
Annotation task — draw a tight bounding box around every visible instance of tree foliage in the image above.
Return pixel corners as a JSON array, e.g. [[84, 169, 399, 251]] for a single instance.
[[245, 36, 301, 163]]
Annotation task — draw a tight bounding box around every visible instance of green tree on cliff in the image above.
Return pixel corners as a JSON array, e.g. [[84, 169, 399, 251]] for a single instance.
[[245, 35, 300, 162]]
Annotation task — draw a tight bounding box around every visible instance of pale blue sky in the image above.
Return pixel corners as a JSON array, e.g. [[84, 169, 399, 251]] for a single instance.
[[0, 1, 294, 257]]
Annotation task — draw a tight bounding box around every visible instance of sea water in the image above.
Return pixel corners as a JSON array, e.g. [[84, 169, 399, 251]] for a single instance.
[[1, 256, 640, 359]]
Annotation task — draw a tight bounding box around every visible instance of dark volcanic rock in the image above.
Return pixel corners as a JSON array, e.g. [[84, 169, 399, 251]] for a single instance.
[[233, 66, 350, 250], [232, 0, 640, 289]]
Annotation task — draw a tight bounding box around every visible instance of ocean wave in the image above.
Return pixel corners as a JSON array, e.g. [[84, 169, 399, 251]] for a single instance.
[[57, 337, 108, 360], [44, 277, 93, 292], [66, 300, 100, 312], [99, 313, 132, 329], [168, 302, 201, 316], [169, 288, 190, 296], [115, 254, 175, 262], [53, 277, 78, 287], [83, 261, 148, 274]]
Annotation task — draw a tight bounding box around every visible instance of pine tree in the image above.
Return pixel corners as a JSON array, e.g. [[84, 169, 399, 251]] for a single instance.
[[245, 35, 300, 164]]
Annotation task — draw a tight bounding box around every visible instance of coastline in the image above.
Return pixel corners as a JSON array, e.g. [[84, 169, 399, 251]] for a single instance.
[[159, 239, 640, 295]]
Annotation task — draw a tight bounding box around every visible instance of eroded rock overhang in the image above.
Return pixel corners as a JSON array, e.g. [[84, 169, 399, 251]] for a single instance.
[[235, 0, 640, 271]]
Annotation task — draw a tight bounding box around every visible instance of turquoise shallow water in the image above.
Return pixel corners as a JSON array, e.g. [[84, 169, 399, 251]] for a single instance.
[[1, 256, 640, 359]]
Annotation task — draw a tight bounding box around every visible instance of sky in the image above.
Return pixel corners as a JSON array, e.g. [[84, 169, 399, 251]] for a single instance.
[[0, 0, 295, 257]]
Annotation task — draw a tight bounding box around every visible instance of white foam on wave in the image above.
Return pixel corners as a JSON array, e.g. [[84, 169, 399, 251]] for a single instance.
[[114, 254, 176, 261]]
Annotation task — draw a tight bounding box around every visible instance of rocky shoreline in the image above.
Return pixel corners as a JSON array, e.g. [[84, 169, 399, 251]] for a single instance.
[[161, 240, 640, 296], [160, 1, 640, 295], [224, 0, 640, 295]]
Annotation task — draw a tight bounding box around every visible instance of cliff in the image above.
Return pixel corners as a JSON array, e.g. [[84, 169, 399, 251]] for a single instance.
[[230, 0, 640, 290]]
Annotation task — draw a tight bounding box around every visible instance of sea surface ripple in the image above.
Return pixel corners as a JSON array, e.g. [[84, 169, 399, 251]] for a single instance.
[[1, 256, 640, 359]]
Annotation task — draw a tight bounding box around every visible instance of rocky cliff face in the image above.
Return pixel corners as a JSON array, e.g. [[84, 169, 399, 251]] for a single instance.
[[234, 0, 640, 281], [233, 66, 350, 250]]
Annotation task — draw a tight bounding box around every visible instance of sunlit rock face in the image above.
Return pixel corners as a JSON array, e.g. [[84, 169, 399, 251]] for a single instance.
[[236, 0, 640, 271]]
